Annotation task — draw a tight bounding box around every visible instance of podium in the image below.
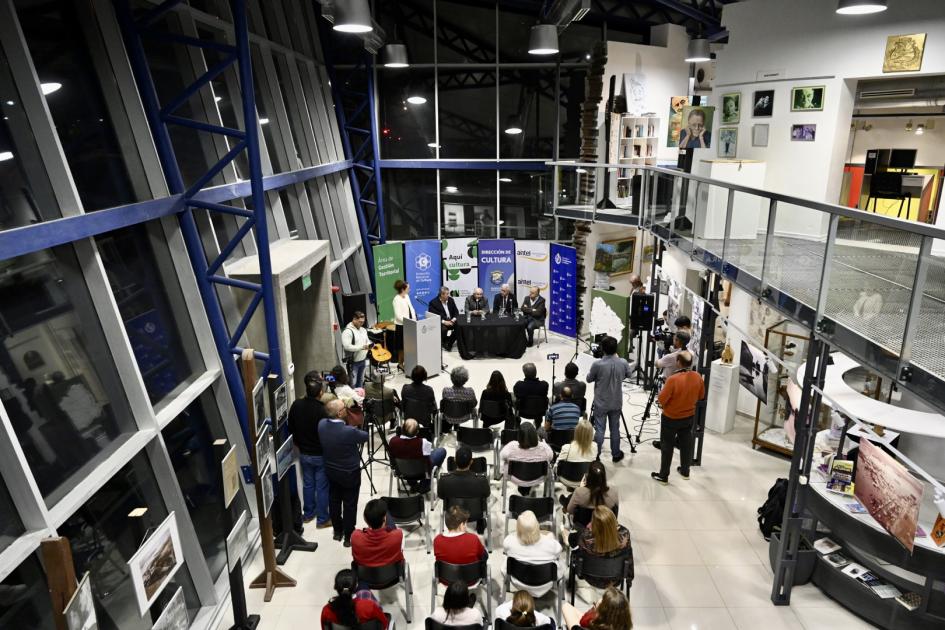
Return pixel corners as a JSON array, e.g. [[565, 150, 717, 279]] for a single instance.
[[404, 313, 441, 377], [705, 359, 738, 434]]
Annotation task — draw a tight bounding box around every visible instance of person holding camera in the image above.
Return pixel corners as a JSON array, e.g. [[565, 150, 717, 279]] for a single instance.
[[652, 352, 704, 484], [586, 336, 633, 463], [656, 331, 691, 380]]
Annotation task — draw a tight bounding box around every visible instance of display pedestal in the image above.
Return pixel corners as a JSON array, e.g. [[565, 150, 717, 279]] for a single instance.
[[694, 160, 766, 240], [705, 359, 738, 434], [404, 314, 441, 377]]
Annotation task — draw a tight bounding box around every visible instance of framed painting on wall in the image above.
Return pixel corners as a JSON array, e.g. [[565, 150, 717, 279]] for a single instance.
[[594, 238, 636, 276], [791, 86, 824, 111], [752, 124, 769, 147], [721, 92, 741, 124], [718, 128, 738, 158]]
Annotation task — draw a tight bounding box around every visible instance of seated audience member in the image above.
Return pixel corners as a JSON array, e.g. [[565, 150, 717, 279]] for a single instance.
[[502, 511, 562, 598], [514, 363, 549, 402], [433, 505, 487, 567], [558, 420, 596, 463], [495, 591, 554, 628], [329, 365, 364, 406], [437, 446, 491, 533], [499, 422, 554, 495], [543, 386, 582, 432], [389, 418, 447, 492], [563, 461, 619, 517], [553, 362, 587, 403], [364, 373, 399, 428], [441, 366, 478, 428], [562, 586, 633, 630], [479, 370, 514, 428], [572, 506, 633, 590], [350, 498, 404, 569], [321, 569, 388, 630], [430, 581, 483, 627], [400, 365, 437, 423]]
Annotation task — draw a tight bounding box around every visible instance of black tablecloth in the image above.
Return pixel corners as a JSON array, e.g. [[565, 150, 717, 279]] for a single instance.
[[455, 314, 527, 360]]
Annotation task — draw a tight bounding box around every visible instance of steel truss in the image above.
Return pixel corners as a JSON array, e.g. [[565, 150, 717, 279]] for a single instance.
[[116, 0, 281, 447]]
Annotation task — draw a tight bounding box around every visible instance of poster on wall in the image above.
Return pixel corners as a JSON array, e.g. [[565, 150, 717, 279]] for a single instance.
[[678, 105, 714, 149], [372, 243, 404, 322], [738, 340, 769, 404], [64, 572, 97, 630], [666, 96, 690, 147], [127, 512, 184, 615], [477, 239, 515, 304], [550, 244, 577, 337], [883, 33, 926, 73], [855, 438, 924, 553], [752, 90, 774, 117], [688, 299, 705, 364], [404, 239, 442, 319], [665, 278, 683, 329], [515, 241, 550, 313], [721, 92, 741, 124], [152, 587, 188, 630]]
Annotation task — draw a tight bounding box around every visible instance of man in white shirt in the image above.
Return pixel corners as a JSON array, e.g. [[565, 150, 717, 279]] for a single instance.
[[341, 311, 371, 388]]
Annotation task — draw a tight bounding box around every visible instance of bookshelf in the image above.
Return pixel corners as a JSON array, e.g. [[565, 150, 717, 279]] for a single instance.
[[615, 114, 660, 203]]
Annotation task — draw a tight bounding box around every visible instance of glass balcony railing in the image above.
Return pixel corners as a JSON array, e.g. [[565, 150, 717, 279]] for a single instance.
[[548, 161, 945, 412]]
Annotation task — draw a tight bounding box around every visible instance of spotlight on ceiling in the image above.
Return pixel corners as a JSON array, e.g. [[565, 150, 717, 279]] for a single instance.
[[685, 38, 711, 62], [333, 0, 373, 33], [406, 95, 427, 105], [836, 0, 887, 15], [0, 151, 13, 161], [504, 115, 523, 135], [381, 43, 409, 68], [528, 24, 559, 55], [40, 82, 62, 95], [444, 186, 458, 193]]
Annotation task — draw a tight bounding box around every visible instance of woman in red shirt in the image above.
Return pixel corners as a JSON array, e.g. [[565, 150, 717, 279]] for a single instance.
[[561, 586, 633, 630], [321, 569, 389, 630]]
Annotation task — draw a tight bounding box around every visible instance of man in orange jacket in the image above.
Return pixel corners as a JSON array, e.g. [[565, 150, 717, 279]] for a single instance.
[[652, 352, 705, 484]]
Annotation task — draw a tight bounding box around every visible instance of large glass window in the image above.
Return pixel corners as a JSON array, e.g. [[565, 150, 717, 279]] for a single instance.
[[0, 474, 23, 552], [438, 69, 496, 159], [558, 67, 586, 159], [436, 1, 495, 63], [499, 68, 557, 159], [500, 171, 553, 240], [59, 453, 201, 628], [0, 247, 136, 504], [378, 68, 436, 159], [383, 169, 438, 241], [0, 555, 54, 630], [441, 170, 496, 238], [376, 0, 435, 65]]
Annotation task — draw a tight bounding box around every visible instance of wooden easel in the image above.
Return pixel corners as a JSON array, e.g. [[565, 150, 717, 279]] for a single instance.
[[42, 537, 77, 630], [241, 349, 295, 600]]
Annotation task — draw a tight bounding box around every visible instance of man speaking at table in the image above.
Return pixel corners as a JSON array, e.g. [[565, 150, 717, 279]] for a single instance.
[[427, 286, 459, 350], [520, 286, 546, 347], [465, 287, 488, 317], [492, 283, 518, 316]]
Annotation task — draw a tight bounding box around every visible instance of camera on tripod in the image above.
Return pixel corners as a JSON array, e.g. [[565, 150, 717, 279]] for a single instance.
[[651, 318, 674, 353]]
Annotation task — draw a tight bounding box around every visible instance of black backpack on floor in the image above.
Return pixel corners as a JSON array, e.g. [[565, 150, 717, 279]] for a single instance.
[[757, 478, 789, 541]]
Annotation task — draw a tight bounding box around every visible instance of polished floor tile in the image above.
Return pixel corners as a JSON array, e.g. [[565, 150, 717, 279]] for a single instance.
[[663, 607, 737, 630]]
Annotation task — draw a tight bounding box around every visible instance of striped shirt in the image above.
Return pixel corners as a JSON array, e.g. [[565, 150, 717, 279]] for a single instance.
[[546, 401, 581, 429]]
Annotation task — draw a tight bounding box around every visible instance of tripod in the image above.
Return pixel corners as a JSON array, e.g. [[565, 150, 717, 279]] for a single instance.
[[634, 373, 664, 445], [360, 375, 395, 495]]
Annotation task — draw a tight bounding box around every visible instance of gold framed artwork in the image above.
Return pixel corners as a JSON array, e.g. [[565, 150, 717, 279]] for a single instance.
[[883, 33, 926, 73], [593, 237, 635, 276]]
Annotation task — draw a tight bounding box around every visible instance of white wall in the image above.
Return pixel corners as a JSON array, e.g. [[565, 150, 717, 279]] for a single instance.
[[604, 24, 692, 163], [848, 118, 945, 165]]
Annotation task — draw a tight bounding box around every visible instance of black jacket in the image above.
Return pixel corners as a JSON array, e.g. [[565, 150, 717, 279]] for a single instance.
[[521, 295, 546, 321], [514, 377, 549, 401], [492, 292, 518, 315], [427, 296, 458, 322], [437, 469, 491, 500], [288, 396, 326, 455], [465, 295, 489, 313], [401, 382, 437, 416]]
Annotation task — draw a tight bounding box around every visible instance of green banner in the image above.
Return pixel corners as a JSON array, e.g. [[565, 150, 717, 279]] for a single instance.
[[373, 243, 404, 323]]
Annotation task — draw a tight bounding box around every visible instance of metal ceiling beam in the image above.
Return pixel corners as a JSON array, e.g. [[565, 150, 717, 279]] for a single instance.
[[646, 0, 721, 26]]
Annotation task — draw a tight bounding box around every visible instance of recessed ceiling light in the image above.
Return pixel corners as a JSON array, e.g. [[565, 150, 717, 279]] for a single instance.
[[40, 82, 61, 95], [406, 95, 427, 105], [0, 151, 13, 161], [836, 0, 887, 14]]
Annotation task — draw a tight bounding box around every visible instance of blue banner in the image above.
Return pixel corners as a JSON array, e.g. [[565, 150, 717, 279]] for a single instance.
[[404, 239, 442, 318], [477, 239, 516, 304], [550, 243, 577, 337]]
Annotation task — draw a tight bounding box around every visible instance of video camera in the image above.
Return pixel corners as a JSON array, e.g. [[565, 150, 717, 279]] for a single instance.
[[650, 318, 674, 353]]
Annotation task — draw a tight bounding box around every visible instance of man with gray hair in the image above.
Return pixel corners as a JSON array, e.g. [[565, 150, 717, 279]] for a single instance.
[[514, 362, 549, 402], [441, 366, 477, 426], [427, 286, 459, 350], [465, 287, 488, 316], [389, 418, 447, 492], [317, 398, 367, 546], [492, 282, 518, 316]]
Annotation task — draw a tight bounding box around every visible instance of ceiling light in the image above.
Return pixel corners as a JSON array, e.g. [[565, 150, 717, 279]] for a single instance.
[[406, 95, 427, 105], [427, 142, 439, 148], [333, 0, 373, 33], [836, 0, 887, 15], [444, 186, 458, 193], [685, 38, 710, 63], [259, 117, 270, 125], [4, 100, 12, 106], [0, 151, 13, 161], [504, 115, 523, 135], [499, 177, 512, 183], [916, 123, 925, 135], [381, 43, 409, 68], [528, 24, 559, 55], [40, 82, 61, 95]]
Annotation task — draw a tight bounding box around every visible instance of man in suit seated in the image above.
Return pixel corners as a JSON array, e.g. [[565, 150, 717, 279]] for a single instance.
[[437, 446, 490, 533], [492, 283, 518, 316], [464, 287, 488, 317], [520, 286, 546, 347], [427, 286, 459, 350], [514, 363, 549, 419]]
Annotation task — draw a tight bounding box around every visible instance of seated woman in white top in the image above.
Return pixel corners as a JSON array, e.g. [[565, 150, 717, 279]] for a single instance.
[[430, 581, 482, 626], [495, 591, 554, 628], [558, 419, 596, 463], [502, 511, 562, 598], [499, 422, 554, 495], [329, 365, 364, 406]]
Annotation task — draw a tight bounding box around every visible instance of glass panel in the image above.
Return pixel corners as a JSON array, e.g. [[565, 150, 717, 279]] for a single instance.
[[383, 168, 437, 241], [59, 453, 201, 627], [499, 68, 556, 159], [0, 473, 23, 552], [272, 53, 310, 169], [723, 195, 771, 282], [162, 392, 247, 580], [911, 244, 945, 383], [441, 170, 496, 238], [198, 26, 250, 179], [500, 171, 552, 239], [15, 0, 139, 210], [378, 68, 436, 159], [436, 1, 495, 64], [438, 69, 496, 159], [0, 554, 54, 630], [558, 67, 586, 159], [764, 204, 829, 312], [95, 222, 204, 406], [376, 0, 435, 64], [0, 246, 136, 504], [690, 183, 724, 262]]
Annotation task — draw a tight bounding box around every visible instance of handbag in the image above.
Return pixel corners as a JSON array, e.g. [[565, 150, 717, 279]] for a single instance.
[[346, 403, 365, 427]]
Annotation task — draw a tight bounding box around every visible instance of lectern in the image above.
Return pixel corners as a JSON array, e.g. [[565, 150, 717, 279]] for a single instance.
[[404, 313, 441, 377]]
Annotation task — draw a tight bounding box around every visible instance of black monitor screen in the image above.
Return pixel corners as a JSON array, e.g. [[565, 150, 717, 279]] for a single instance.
[[889, 149, 917, 169]]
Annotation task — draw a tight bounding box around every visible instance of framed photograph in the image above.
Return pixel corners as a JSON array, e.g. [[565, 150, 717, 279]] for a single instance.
[[220, 445, 239, 509], [718, 127, 738, 158], [738, 340, 769, 404], [273, 381, 288, 429], [855, 438, 923, 552], [791, 124, 816, 141], [791, 85, 824, 111], [225, 510, 250, 572], [261, 464, 275, 517], [252, 377, 267, 435], [752, 90, 774, 117], [666, 95, 690, 147], [276, 435, 295, 480], [254, 425, 270, 473], [127, 512, 184, 615], [152, 587, 188, 630], [593, 237, 635, 276], [64, 572, 97, 630], [678, 105, 715, 148], [883, 33, 926, 73], [721, 92, 740, 124], [752, 124, 769, 147]]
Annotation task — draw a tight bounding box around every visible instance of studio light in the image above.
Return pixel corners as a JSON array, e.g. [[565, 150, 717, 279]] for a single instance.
[[685, 38, 710, 62], [381, 43, 409, 68], [333, 0, 373, 33], [836, 0, 887, 15], [40, 82, 62, 95], [504, 115, 523, 135], [0, 151, 13, 161], [528, 24, 559, 55], [406, 95, 427, 105]]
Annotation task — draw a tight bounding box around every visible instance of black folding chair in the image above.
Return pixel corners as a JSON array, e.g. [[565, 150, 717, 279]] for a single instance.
[[502, 460, 550, 511], [567, 550, 634, 604], [440, 495, 491, 551], [479, 397, 512, 428], [440, 398, 479, 435], [389, 457, 435, 509], [445, 456, 488, 474], [425, 620, 483, 630], [325, 618, 387, 630], [571, 503, 619, 529], [555, 460, 591, 491], [384, 494, 432, 553], [547, 428, 575, 455], [354, 560, 414, 622], [504, 495, 555, 535], [503, 557, 564, 622], [403, 397, 437, 428], [494, 620, 551, 630], [430, 560, 491, 616], [516, 396, 548, 423]]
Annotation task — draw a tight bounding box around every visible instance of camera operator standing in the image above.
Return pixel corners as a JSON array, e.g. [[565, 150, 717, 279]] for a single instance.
[[656, 331, 691, 379], [651, 352, 704, 484], [586, 336, 633, 463]]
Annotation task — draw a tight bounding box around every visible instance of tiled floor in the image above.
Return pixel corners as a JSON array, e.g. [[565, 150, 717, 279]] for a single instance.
[[218, 336, 872, 630]]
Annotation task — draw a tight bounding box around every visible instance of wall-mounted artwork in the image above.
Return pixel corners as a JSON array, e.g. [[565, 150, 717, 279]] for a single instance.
[[718, 128, 738, 158], [666, 96, 690, 147], [883, 33, 926, 73], [678, 106, 715, 149], [752, 124, 769, 147], [752, 90, 774, 117], [791, 124, 816, 141], [791, 86, 824, 111], [721, 92, 741, 124], [594, 238, 635, 276]]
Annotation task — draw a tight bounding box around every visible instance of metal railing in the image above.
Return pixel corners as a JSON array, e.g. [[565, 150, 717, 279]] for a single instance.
[[547, 161, 945, 414]]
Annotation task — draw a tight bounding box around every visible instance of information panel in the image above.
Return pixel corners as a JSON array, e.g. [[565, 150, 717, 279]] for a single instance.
[[549, 243, 577, 337]]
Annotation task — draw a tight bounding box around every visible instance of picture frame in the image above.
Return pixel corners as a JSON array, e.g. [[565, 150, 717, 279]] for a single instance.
[[678, 105, 715, 148], [64, 572, 97, 630], [790, 124, 816, 141], [276, 435, 295, 480], [752, 90, 774, 117], [127, 512, 184, 616], [718, 127, 738, 158], [593, 237, 635, 276], [254, 425, 270, 473], [152, 586, 188, 630], [752, 124, 769, 147], [261, 464, 275, 517], [252, 377, 267, 435], [273, 381, 288, 430], [721, 92, 741, 124], [225, 510, 250, 572], [220, 444, 239, 509], [883, 33, 926, 73], [791, 85, 825, 111]]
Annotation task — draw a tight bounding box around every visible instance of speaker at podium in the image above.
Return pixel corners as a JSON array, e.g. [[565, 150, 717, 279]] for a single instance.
[[404, 313, 442, 377]]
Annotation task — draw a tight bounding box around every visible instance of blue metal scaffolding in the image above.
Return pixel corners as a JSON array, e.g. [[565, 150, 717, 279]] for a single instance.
[[115, 0, 281, 448]]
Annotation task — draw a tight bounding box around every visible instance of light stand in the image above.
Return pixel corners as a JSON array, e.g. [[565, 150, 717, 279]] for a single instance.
[[635, 374, 664, 446], [547, 352, 559, 405]]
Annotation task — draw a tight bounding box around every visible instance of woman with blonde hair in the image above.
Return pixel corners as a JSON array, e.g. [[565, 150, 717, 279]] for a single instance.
[[501, 510, 562, 597], [495, 590, 554, 628], [559, 419, 596, 463], [562, 586, 633, 630], [573, 506, 633, 595]]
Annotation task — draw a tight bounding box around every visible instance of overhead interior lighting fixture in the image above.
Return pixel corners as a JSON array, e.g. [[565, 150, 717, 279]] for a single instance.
[[836, 0, 887, 15], [381, 43, 409, 68], [444, 186, 458, 193], [499, 177, 512, 183], [406, 94, 427, 105], [427, 142, 439, 148], [685, 38, 710, 62], [528, 24, 559, 55], [0, 151, 13, 161], [504, 115, 523, 135], [916, 123, 925, 135], [333, 0, 373, 33], [259, 117, 270, 125], [40, 82, 62, 95]]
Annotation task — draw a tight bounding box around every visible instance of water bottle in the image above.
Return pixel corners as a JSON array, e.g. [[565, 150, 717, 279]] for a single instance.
[[466, 311, 470, 323]]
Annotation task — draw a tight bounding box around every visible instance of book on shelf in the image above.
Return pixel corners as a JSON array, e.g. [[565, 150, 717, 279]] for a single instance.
[[895, 592, 921, 611], [826, 459, 855, 496], [824, 552, 849, 568], [813, 537, 841, 555]]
